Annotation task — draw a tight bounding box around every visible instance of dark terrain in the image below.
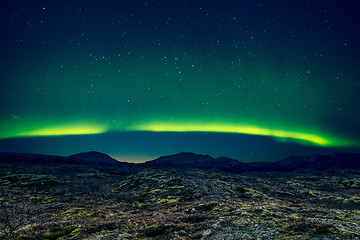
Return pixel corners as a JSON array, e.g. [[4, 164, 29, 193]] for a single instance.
[[1, 151, 360, 239]]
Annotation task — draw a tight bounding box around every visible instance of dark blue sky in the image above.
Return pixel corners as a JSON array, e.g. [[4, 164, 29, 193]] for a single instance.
[[1, 1, 359, 162]]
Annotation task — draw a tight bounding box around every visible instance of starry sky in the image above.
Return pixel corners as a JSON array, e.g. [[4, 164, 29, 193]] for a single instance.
[[0, 0, 359, 162]]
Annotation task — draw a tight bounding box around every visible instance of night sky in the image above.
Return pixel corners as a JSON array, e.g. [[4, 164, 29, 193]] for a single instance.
[[1, 1, 359, 162]]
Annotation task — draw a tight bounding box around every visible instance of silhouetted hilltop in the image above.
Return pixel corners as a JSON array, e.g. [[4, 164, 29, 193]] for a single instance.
[[144, 152, 245, 172], [1, 151, 360, 173], [144, 152, 360, 173], [0, 152, 65, 165], [273, 153, 360, 171], [0, 151, 122, 166], [68, 151, 119, 165]]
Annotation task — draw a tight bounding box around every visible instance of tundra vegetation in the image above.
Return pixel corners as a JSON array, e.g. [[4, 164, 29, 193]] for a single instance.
[[0, 157, 360, 239]]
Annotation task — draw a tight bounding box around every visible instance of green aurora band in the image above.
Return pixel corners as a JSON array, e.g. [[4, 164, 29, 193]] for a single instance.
[[0, 120, 357, 148], [131, 122, 354, 147], [1, 50, 358, 149], [1, 2, 359, 154]]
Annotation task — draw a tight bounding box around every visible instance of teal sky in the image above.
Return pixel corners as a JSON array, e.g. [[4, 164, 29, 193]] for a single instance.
[[0, 1, 359, 161]]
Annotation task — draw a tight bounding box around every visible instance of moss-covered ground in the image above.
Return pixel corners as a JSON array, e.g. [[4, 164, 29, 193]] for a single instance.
[[1, 160, 360, 239]]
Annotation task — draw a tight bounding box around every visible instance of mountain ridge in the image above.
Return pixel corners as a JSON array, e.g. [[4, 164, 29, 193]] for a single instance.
[[0, 151, 123, 166], [1, 151, 360, 173], [143, 152, 360, 173], [68, 151, 119, 165]]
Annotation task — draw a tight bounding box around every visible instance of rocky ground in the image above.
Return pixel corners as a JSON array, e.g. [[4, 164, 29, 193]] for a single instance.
[[1, 160, 360, 239]]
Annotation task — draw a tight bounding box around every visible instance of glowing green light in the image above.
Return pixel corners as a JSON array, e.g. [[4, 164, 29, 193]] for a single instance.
[[132, 122, 355, 147], [0, 119, 357, 148], [0, 123, 107, 138], [19, 125, 107, 137]]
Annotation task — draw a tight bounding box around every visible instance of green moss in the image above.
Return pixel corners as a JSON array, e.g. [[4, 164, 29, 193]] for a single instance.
[[246, 188, 270, 199], [61, 208, 92, 219], [4, 173, 58, 187], [41, 196, 55, 204], [169, 185, 185, 189], [0, 179, 11, 186], [280, 233, 312, 239], [76, 173, 97, 177], [115, 179, 131, 191], [286, 213, 300, 220], [217, 180, 231, 186], [308, 190, 320, 197], [341, 178, 360, 188], [68, 227, 85, 239], [149, 189, 167, 194], [213, 203, 224, 211], [122, 223, 137, 230], [155, 198, 180, 204], [43, 225, 75, 239], [333, 228, 360, 239], [137, 202, 151, 209], [349, 196, 360, 204], [240, 212, 253, 217]]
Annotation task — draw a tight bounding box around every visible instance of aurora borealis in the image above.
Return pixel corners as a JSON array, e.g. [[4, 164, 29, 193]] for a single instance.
[[1, 1, 359, 162]]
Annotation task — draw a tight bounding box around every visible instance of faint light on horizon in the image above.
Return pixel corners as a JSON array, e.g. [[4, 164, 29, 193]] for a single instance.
[[112, 154, 153, 163]]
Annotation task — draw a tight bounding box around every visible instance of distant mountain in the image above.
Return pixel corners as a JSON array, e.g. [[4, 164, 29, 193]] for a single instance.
[[0, 152, 65, 165], [144, 152, 360, 173], [144, 152, 246, 172], [0, 152, 52, 159], [0, 151, 121, 166], [273, 153, 360, 172], [68, 151, 119, 165], [1, 151, 360, 173]]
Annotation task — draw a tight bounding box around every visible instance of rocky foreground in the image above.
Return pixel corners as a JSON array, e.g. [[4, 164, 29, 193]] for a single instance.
[[1, 154, 360, 239]]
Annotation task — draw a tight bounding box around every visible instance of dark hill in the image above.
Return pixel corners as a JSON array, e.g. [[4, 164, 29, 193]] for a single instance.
[[0, 152, 65, 165], [0, 151, 121, 166], [144, 152, 360, 173], [68, 151, 119, 165], [143, 152, 246, 173], [273, 153, 360, 171], [144, 152, 246, 172], [1, 151, 360, 173]]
